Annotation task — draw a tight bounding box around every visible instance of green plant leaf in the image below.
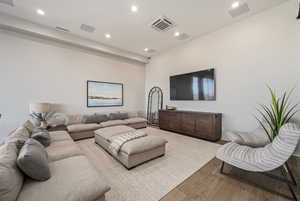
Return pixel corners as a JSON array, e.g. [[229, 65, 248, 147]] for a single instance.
[[286, 109, 300, 123], [282, 104, 299, 124], [256, 86, 298, 141], [255, 116, 272, 142]]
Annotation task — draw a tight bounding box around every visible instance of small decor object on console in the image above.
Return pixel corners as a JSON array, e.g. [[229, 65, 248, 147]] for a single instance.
[[87, 80, 123, 107], [256, 86, 299, 142], [30, 103, 52, 129], [166, 105, 177, 110]]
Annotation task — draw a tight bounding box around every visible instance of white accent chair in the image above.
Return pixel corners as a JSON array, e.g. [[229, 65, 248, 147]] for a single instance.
[[217, 123, 300, 201]]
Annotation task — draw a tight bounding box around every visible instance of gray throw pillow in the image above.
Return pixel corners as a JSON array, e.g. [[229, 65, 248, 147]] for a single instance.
[[109, 112, 121, 120], [15, 140, 26, 154], [17, 139, 51, 181], [109, 112, 128, 120], [94, 114, 109, 123], [84, 114, 108, 123], [119, 112, 129, 120], [31, 131, 51, 147]]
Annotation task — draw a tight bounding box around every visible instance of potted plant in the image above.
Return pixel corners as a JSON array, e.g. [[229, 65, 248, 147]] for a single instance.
[[29, 103, 52, 129], [256, 87, 299, 142], [30, 112, 53, 129]]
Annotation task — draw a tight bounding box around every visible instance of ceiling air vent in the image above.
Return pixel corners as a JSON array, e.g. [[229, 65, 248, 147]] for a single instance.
[[55, 26, 70, 32], [151, 16, 175, 32], [0, 0, 14, 6], [80, 24, 95, 33]]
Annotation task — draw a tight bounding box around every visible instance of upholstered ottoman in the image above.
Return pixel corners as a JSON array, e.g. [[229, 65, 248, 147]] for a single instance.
[[94, 126, 167, 169]]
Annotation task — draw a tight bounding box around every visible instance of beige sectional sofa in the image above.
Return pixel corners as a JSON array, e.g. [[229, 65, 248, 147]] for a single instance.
[[49, 111, 147, 141], [0, 125, 110, 201]]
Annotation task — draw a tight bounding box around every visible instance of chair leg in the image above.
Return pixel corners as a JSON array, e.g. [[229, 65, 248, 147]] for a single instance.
[[220, 161, 225, 174], [219, 161, 298, 201], [280, 167, 298, 201], [284, 162, 297, 186]]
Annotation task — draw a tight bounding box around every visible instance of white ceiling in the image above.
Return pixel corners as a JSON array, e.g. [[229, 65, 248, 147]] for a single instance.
[[0, 0, 288, 57]]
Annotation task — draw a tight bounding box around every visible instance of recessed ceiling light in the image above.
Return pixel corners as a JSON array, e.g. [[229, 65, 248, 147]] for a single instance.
[[174, 31, 180, 37], [131, 5, 138, 13], [36, 9, 45, 16], [144, 48, 149, 52], [105, 33, 111, 39], [231, 1, 240, 9]]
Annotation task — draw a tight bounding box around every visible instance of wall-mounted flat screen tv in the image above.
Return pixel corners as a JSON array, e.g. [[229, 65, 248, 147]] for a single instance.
[[170, 68, 216, 101]]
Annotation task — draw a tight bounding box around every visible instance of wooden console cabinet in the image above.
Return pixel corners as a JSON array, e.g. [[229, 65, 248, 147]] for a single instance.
[[159, 110, 222, 142]]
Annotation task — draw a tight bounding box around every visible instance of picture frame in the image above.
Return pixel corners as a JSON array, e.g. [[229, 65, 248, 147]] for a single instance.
[[87, 80, 124, 107]]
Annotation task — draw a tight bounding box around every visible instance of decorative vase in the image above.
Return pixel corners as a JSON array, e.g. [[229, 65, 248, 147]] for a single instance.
[[40, 121, 48, 129]]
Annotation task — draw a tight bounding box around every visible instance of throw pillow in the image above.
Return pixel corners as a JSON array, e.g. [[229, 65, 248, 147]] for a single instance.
[[31, 131, 51, 147], [109, 112, 122, 120], [0, 142, 24, 201], [22, 120, 35, 134], [84, 114, 108, 124], [119, 112, 129, 120], [17, 139, 51, 181], [47, 113, 68, 127], [6, 127, 30, 143], [15, 140, 26, 154], [94, 114, 109, 123]]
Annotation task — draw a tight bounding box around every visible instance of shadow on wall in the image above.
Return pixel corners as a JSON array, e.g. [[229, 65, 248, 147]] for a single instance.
[[2, 30, 145, 66]]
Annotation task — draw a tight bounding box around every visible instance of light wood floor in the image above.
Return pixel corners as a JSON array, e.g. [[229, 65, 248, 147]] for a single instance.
[[160, 156, 300, 201]]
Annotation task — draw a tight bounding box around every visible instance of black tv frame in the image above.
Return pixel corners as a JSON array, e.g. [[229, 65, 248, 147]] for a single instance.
[[170, 68, 216, 101]]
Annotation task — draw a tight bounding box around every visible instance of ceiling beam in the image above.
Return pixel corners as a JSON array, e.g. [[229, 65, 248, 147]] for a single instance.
[[0, 12, 149, 64]]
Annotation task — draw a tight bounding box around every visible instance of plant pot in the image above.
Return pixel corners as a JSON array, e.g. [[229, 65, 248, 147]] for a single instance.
[[40, 121, 48, 129]]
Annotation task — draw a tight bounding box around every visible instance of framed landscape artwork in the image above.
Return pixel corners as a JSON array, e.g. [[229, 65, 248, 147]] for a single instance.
[[87, 80, 123, 107]]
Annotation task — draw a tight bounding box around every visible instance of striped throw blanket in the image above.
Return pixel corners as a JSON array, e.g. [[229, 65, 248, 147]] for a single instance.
[[108, 130, 147, 156]]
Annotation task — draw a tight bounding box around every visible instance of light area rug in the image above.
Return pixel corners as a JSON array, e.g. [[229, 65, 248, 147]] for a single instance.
[[76, 127, 221, 201]]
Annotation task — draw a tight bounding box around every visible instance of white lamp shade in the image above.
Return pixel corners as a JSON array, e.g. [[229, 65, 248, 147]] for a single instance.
[[30, 103, 50, 113]]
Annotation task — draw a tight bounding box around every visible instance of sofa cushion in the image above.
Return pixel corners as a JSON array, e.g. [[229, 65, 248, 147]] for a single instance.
[[121, 135, 168, 155], [66, 114, 84, 125], [0, 142, 24, 201], [95, 125, 135, 140], [46, 141, 82, 162], [124, 117, 147, 124], [17, 139, 51, 181], [67, 123, 102, 133], [31, 131, 51, 147], [84, 114, 109, 124], [49, 131, 73, 142], [100, 120, 127, 128], [17, 156, 110, 201], [6, 126, 30, 143]]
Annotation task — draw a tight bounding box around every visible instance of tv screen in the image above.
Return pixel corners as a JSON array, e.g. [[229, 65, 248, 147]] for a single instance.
[[170, 69, 216, 101]]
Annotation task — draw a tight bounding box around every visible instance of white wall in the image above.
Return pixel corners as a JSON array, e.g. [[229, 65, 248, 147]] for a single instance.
[[0, 30, 145, 140], [145, 1, 300, 155]]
